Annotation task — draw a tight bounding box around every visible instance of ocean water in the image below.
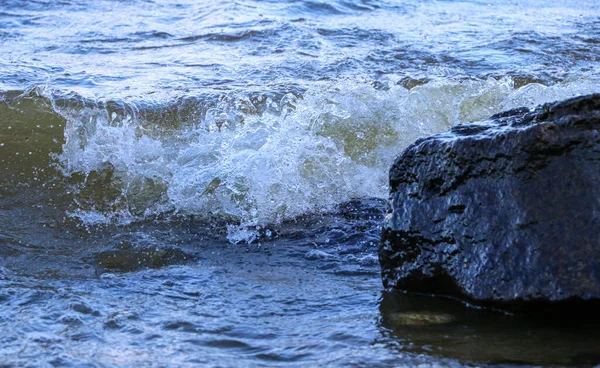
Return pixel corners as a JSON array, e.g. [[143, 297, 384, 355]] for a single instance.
[[1, 0, 600, 366]]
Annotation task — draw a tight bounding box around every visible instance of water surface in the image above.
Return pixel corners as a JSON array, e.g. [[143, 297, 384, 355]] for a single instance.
[[1, 0, 600, 366]]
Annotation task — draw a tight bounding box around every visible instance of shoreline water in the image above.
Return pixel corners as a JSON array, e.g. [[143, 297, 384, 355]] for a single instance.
[[2, 0, 600, 366]]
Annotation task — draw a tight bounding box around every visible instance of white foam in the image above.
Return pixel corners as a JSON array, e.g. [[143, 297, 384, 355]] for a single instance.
[[55, 77, 600, 242]]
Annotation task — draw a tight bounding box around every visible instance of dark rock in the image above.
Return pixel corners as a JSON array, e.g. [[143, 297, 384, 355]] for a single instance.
[[380, 94, 600, 310]]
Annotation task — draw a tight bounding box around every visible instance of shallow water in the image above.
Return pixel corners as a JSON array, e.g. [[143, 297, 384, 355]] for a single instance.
[[1, 0, 600, 366]]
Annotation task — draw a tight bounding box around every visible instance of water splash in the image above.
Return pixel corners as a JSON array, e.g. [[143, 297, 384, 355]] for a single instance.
[[49, 76, 599, 242]]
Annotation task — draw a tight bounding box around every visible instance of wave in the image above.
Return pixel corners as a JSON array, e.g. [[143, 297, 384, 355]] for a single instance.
[[1, 76, 598, 242]]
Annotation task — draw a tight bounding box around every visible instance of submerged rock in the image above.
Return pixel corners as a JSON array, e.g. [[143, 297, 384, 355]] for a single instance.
[[386, 311, 456, 326], [380, 94, 600, 310], [95, 246, 195, 273]]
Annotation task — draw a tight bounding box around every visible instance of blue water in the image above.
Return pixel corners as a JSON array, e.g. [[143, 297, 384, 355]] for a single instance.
[[1, 0, 600, 366]]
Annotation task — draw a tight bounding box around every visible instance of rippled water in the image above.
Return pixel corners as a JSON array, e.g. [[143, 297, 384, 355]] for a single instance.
[[2, 0, 600, 366]]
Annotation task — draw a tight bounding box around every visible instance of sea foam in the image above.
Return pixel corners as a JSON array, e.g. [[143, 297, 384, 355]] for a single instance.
[[54, 76, 599, 242]]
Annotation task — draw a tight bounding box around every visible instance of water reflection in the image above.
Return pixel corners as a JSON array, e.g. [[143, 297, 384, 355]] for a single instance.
[[379, 291, 600, 366]]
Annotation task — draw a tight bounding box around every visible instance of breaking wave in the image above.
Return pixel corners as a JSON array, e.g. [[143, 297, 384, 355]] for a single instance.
[[2, 76, 599, 242]]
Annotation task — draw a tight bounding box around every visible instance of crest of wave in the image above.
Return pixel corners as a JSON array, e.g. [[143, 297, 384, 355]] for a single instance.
[[56, 77, 599, 242]]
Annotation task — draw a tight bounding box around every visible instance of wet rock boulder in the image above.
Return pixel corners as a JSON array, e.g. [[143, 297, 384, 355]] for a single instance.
[[380, 94, 600, 309]]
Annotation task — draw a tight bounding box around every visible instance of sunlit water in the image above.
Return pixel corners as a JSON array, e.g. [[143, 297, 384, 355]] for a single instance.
[[2, 0, 600, 366]]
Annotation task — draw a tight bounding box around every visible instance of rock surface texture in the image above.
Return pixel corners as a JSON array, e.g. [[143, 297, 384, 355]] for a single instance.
[[380, 94, 600, 309]]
